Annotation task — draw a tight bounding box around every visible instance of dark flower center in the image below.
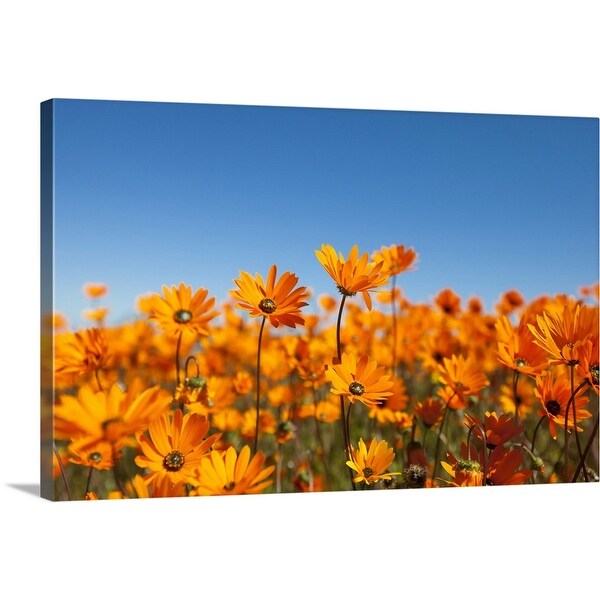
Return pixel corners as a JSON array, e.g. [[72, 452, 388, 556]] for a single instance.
[[336, 284, 357, 297], [545, 399, 561, 416], [349, 381, 365, 396], [258, 298, 277, 314], [88, 452, 102, 463], [363, 467, 374, 478], [223, 482, 235, 491], [404, 464, 427, 489], [516, 357, 527, 368], [174, 309, 192, 323], [163, 450, 185, 471], [590, 364, 599, 386]]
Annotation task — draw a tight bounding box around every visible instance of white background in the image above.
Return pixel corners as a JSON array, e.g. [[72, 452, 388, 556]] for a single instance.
[[0, 2, 598, 598]]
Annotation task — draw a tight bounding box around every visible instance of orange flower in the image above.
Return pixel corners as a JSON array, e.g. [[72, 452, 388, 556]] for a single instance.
[[534, 372, 592, 439], [346, 438, 401, 485], [83, 282, 108, 298], [528, 302, 599, 365], [326, 353, 394, 408], [463, 411, 523, 449], [54, 328, 110, 378], [315, 243, 389, 310], [231, 264, 310, 328], [495, 290, 525, 315], [371, 244, 418, 277], [414, 397, 445, 428], [149, 283, 219, 338], [496, 314, 549, 377], [68, 439, 116, 470], [437, 354, 489, 401], [434, 288, 461, 316], [193, 445, 275, 495], [576, 337, 599, 393], [135, 409, 221, 489], [55, 382, 172, 449]]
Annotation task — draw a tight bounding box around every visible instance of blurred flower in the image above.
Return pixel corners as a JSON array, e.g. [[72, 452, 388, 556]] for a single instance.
[[193, 445, 274, 495], [83, 283, 108, 298], [371, 244, 418, 277]]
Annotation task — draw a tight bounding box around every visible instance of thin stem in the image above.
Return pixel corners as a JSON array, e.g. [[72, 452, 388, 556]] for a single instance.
[[254, 316, 267, 455], [572, 415, 599, 482], [390, 274, 398, 377], [276, 447, 283, 493], [431, 393, 455, 485], [530, 415, 546, 457], [334, 294, 355, 490], [563, 376, 588, 482], [512, 370, 520, 426], [175, 331, 183, 387], [53, 444, 71, 501], [570, 365, 587, 481], [85, 466, 94, 497], [312, 387, 331, 489]]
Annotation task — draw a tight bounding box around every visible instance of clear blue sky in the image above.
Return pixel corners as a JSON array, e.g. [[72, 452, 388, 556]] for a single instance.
[[51, 99, 598, 329]]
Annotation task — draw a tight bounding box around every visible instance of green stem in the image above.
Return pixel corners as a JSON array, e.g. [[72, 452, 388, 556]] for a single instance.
[[572, 415, 599, 482], [431, 393, 455, 485], [175, 331, 183, 388], [563, 376, 588, 482], [253, 316, 267, 455], [85, 466, 94, 497], [512, 370, 520, 426], [334, 294, 355, 491], [53, 444, 71, 501]]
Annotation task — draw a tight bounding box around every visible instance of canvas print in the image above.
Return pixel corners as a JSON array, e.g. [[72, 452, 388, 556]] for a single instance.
[[40, 99, 599, 501]]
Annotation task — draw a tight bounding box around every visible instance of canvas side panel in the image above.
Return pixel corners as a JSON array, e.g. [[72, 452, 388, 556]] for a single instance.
[[40, 100, 56, 500]]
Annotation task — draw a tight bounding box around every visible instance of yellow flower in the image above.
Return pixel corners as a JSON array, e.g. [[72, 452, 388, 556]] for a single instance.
[[346, 438, 401, 485], [315, 243, 389, 310], [193, 445, 275, 495], [326, 353, 394, 408]]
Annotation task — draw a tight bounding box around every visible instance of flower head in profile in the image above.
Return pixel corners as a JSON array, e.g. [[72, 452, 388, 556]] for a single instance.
[[193, 445, 275, 495], [528, 302, 598, 366], [231, 264, 310, 328], [326, 353, 394, 408], [346, 438, 401, 485], [463, 411, 523, 449], [371, 244, 418, 277], [135, 409, 221, 490], [315, 244, 389, 310], [54, 328, 110, 379], [149, 283, 219, 338], [83, 283, 108, 299], [496, 314, 549, 378]]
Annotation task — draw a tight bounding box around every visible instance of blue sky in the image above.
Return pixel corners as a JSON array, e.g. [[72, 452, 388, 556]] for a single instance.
[[51, 99, 598, 329]]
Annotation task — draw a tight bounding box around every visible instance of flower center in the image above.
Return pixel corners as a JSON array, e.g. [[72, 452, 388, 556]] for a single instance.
[[223, 482, 235, 491], [363, 467, 374, 478], [590, 364, 599, 386], [186, 376, 206, 389], [174, 309, 192, 323], [163, 450, 185, 471], [258, 298, 277, 314], [349, 381, 365, 396], [545, 399, 561, 416], [88, 452, 102, 463], [336, 284, 357, 297], [516, 357, 527, 367]]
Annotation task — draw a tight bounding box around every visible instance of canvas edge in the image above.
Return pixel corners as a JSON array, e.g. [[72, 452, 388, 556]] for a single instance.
[[40, 99, 56, 501]]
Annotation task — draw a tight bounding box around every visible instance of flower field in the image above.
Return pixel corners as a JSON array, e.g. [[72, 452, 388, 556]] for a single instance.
[[46, 244, 599, 500]]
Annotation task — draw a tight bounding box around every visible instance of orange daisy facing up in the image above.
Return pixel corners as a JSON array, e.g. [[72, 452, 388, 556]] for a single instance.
[[230, 264, 310, 329], [346, 438, 401, 486], [149, 283, 219, 338], [315, 243, 389, 310], [135, 410, 221, 490], [193, 445, 275, 496], [326, 353, 394, 408]]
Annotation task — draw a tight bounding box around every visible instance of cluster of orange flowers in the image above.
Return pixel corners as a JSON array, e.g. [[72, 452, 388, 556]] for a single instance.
[[48, 245, 599, 500]]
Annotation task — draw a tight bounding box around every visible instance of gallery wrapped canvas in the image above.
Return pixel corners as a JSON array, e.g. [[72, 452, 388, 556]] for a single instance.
[[40, 99, 599, 501]]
